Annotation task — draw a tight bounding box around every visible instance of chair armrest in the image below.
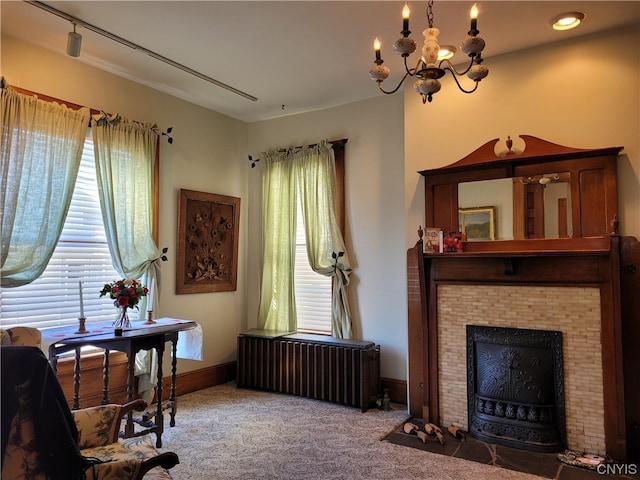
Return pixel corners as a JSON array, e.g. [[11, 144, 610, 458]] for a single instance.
[[82, 435, 178, 480], [137, 452, 180, 479], [74, 400, 148, 448], [83, 457, 144, 480]]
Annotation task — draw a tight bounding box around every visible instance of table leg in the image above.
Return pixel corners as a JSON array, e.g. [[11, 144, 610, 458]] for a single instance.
[[48, 345, 58, 374], [170, 338, 178, 427], [102, 349, 110, 405], [125, 350, 136, 437], [73, 347, 81, 410], [155, 345, 165, 448]]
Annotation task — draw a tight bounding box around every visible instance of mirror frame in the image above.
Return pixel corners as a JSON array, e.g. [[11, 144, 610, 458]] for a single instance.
[[419, 135, 623, 253]]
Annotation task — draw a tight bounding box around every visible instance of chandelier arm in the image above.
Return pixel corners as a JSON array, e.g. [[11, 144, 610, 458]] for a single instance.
[[438, 57, 474, 77], [441, 66, 480, 94], [377, 71, 412, 95], [404, 57, 425, 77]]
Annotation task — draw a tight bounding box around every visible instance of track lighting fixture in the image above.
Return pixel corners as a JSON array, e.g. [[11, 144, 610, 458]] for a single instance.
[[26, 0, 257, 101], [66, 23, 82, 57]]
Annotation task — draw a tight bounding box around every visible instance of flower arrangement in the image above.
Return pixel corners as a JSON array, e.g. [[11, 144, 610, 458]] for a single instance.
[[99, 279, 148, 329]]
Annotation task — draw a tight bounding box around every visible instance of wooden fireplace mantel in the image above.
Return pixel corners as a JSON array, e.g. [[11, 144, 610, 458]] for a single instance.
[[410, 135, 639, 461]]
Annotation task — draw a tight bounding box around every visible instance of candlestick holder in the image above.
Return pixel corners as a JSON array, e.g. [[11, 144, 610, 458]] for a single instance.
[[75, 317, 89, 334], [145, 310, 156, 325]]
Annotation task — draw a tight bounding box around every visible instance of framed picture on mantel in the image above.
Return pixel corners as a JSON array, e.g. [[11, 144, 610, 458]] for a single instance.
[[459, 206, 496, 241], [176, 189, 240, 294]]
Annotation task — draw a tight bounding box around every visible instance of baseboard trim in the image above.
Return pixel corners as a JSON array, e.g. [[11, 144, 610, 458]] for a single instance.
[[160, 366, 407, 406], [160, 361, 237, 399], [381, 377, 407, 406], [58, 357, 406, 408]]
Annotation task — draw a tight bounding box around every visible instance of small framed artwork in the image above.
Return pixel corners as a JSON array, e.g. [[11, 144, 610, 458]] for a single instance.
[[423, 227, 443, 253], [459, 206, 496, 241], [177, 189, 241, 294]]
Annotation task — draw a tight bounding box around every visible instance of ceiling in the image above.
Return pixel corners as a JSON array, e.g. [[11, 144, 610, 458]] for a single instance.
[[1, 1, 639, 123]]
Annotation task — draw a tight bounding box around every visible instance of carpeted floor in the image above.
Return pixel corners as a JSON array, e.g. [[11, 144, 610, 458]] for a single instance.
[[155, 382, 552, 480]]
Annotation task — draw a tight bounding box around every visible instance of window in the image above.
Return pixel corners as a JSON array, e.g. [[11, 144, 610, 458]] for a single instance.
[[294, 197, 332, 334], [294, 141, 346, 335], [0, 133, 121, 329]]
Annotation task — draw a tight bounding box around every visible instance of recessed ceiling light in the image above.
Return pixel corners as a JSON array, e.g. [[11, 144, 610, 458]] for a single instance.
[[550, 12, 586, 31]]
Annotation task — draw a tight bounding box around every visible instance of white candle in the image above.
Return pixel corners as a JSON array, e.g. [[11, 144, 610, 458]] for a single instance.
[[79, 281, 85, 318], [148, 277, 155, 311]]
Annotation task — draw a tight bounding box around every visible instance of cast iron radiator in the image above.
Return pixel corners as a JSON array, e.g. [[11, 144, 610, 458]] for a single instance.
[[237, 331, 380, 412]]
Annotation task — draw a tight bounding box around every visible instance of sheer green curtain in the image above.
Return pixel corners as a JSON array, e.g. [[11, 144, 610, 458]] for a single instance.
[[297, 141, 352, 339], [257, 141, 353, 338], [257, 150, 298, 332], [91, 113, 161, 315], [92, 112, 161, 403], [1, 84, 90, 287]]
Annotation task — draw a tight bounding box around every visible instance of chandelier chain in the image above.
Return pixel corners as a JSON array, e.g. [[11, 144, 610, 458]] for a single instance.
[[427, 0, 434, 28]]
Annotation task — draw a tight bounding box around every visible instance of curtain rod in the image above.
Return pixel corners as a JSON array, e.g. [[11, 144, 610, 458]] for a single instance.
[[249, 139, 347, 168], [25, 1, 258, 102], [5, 83, 174, 144]]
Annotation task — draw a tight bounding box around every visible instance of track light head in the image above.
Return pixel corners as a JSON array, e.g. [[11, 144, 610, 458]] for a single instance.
[[66, 23, 82, 57]]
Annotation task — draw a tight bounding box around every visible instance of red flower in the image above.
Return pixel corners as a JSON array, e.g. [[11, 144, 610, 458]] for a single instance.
[[100, 278, 148, 312]]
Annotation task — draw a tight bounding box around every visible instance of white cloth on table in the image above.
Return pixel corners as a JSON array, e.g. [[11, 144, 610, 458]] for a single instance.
[[177, 323, 203, 361]]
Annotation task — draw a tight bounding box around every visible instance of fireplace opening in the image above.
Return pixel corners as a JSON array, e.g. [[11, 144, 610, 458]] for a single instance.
[[467, 325, 566, 453]]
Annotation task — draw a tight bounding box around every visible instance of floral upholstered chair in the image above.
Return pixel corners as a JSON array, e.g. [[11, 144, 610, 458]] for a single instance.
[[0, 326, 42, 348], [1, 346, 179, 480]]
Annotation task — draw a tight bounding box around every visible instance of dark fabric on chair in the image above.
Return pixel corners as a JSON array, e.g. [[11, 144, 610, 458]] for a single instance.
[[1, 346, 90, 479]]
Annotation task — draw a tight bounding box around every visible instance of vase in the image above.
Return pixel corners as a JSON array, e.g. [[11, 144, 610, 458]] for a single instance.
[[114, 307, 131, 329]]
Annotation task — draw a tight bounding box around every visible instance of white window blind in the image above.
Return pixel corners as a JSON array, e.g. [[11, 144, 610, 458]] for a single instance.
[[294, 198, 332, 334], [0, 134, 121, 329]]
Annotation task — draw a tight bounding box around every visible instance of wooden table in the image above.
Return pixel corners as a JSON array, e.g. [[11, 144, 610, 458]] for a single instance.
[[47, 319, 197, 448]]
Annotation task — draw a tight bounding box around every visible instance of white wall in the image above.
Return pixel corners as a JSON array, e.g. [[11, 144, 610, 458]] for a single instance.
[[247, 95, 408, 380], [1, 35, 250, 373], [405, 26, 640, 247]]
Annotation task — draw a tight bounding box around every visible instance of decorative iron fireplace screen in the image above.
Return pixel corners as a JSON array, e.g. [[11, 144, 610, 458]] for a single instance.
[[467, 325, 566, 452]]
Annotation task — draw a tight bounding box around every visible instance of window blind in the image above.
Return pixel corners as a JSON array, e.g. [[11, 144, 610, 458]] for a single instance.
[[294, 199, 332, 334], [0, 135, 121, 329]]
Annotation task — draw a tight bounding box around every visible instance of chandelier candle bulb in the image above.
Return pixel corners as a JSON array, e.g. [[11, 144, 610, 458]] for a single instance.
[[470, 4, 478, 32], [402, 3, 410, 33], [374, 38, 382, 61]]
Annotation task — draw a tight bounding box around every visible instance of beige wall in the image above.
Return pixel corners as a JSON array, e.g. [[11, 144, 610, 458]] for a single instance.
[[247, 95, 408, 380], [1, 35, 250, 374], [405, 25, 640, 246]]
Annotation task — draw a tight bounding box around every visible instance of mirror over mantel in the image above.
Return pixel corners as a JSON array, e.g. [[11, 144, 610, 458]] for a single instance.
[[419, 135, 624, 253]]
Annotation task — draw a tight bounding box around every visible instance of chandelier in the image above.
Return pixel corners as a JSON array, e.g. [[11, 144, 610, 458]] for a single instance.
[[369, 1, 488, 103]]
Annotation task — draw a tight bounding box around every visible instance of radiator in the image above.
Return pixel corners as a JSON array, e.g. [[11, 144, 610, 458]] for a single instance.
[[237, 331, 380, 412]]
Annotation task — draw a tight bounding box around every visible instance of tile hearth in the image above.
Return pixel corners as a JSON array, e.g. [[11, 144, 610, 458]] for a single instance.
[[383, 420, 637, 480]]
